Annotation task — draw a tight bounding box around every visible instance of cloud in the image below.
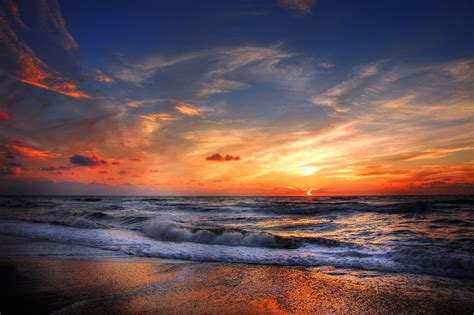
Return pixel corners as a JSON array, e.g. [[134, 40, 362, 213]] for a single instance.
[[70, 154, 109, 167], [0, 166, 20, 175], [0, 112, 11, 121], [38, 0, 78, 53], [132, 154, 144, 161], [127, 98, 172, 107], [444, 59, 474, 82], [175, 102, 203, 117], [310, 61, 385, 112], [139, 113, 179, 121], [114, 45, 297, 88], [0, 144, 61, 159], [95, 70, 113, 83], [319, 63, 335, 69], [14, 50, 90, 99], [279, 0, 316, 16], [150, 169, 160, 173], [205, 153, 241, 162], [393, 147, 474, 161], [5, 161, 22, 167], [4, 152, 15, 159], [119, 170, 131, 175], [197, 79, 249, 97], [42, 166, 71, 172], [0, 0, 89, 99]]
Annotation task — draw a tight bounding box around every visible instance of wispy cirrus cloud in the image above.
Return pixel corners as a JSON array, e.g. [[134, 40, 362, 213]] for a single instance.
[[389, 146, 474, 161], [310, 61, 387, 112], [0, 143, 61, 159], [139, 113, 179, 121], [0, 0, 89, 99], [127, 98, 172, 107], [37, 0, 78, 53], [175, 102, 203, 117], [14, 52, 90, 99], [113, 44, 306, 99], [197, 79, 249, 97]]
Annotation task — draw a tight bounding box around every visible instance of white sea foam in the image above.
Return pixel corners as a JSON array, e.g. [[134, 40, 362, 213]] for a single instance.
[[144, 221, 294, 248], [1, 220, 472, 279]]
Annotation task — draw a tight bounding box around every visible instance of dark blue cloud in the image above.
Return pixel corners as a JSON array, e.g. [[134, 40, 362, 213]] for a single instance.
[[70, 154, 108, 167]]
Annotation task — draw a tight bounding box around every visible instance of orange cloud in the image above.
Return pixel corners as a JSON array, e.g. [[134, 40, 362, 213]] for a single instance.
[[0, 144, 61, 159], [0, 2, 89, 99], [139, 113, 179, 121], [0, 112, 11, 121], [95, 70, 113, 83], [205, 153, 241, 162], [132, 154, 144, 162], [15, 51, 90, 99], [403, 147, 474, 161], [175, 102, 202, 117]]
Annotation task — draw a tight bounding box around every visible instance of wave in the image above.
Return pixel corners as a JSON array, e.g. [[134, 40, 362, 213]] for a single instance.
[[258, 200, 471, 215], [71, 218, 99, 229], [82, 211, 113, 220], [143, 221, 301, 249], [431, 218, 473, 226], [71, 197, 102, 202], [0, 199, 60, 209], [1, 220, 473, 279]]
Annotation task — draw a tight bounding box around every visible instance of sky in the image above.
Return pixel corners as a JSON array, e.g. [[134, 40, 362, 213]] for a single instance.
[[0, 0, 473, 196]]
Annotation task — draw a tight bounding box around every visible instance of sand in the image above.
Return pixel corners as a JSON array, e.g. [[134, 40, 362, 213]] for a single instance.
[[1, 236, 474, 314]]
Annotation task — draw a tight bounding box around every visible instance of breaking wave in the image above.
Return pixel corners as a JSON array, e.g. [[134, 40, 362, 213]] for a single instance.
[[1, 220, 473, 279], [143, 221, 300, 249]]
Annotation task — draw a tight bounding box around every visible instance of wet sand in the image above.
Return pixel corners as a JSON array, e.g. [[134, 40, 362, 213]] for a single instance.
[[1, 236, 474, 314]]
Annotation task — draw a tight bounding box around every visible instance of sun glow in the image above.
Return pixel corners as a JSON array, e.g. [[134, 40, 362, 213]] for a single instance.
[[298, 167, 319, 176]]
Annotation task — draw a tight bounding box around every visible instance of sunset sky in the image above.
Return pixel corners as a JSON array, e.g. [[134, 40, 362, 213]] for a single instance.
[[0, 0, 473, 195]]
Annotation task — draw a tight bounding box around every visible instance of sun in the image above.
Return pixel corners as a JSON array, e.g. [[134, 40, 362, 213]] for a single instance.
[[306, 190, 312, 196]]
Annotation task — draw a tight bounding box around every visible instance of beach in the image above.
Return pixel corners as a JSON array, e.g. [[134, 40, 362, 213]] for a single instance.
[[2, 235, 473, 314]]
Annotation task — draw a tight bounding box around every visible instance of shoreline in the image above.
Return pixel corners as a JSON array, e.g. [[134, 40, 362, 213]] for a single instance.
[[1, 236, 474, 314]]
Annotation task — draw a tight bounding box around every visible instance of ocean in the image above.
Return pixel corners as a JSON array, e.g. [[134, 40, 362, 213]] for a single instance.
[[0, 195, 473, 279]]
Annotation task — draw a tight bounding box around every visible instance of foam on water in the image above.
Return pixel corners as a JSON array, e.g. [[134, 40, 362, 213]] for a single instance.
[[143, 221, 300, 248], [0, 195, 473, 279], [1, 220, 473, 279]]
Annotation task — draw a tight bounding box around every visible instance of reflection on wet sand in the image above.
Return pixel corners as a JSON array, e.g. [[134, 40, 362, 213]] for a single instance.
[[2, 257, 473, 314]]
